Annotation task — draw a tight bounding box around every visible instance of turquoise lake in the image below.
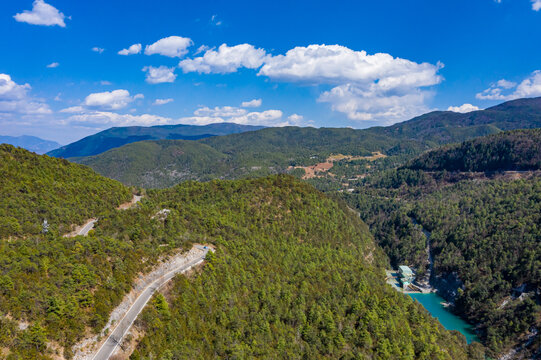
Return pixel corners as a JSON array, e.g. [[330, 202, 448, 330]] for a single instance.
[[408, 293, 480, 344]]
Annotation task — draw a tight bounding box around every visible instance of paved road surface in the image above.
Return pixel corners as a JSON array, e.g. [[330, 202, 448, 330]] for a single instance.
[[91, 246, 210, 360], [78, 219, 97, 236]]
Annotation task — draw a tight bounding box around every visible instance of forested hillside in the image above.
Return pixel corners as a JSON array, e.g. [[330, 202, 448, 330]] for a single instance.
[[73, 97, 541, 188], [75, 140, 231, 188], [47, 123, 263, 158], [0, 150, 481, 359], [406, 129, 541, 172], [341, 130, 541, 357], [375, 97, 541, 145], [130, 176, 481, 359], [0, 144, 132, 238]]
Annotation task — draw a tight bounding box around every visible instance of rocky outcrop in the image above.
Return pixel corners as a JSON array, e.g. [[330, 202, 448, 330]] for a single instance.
[[431, 272, 464, 303]]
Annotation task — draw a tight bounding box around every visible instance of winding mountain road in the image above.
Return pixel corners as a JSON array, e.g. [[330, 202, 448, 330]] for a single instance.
[[91, 245, 210, 360]]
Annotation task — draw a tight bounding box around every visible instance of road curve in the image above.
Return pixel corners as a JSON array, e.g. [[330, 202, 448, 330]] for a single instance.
[[92, 246, 209, 360], [78, 219, 97, 236]]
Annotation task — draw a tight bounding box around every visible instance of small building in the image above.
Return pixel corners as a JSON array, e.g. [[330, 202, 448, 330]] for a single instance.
[[399, 265, 415, 288]]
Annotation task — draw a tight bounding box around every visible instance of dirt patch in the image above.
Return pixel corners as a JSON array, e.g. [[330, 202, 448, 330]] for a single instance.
[[117, 195, 143, 210], [292, 152, 387, 179], [328, 152, 387, 162]]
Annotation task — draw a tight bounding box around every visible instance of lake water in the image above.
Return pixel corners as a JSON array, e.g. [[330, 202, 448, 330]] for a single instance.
[[408, 293, 480, 344]]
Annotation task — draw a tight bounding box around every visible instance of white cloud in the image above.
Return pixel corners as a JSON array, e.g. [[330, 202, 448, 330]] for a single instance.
[[60, 106, 85, 113], [145, 36, 193, 58], [211, 14, 222, 26], [259, 45, 442, 89], [83, 89, 143, 110], [241, 98, 262, 108], [532, 0, 541, 11], [14, 0, 66, 27], [179, 44, 267, 74], [142, 66, 177, 84], [287, 114, 304, 125], [476, 71, 541, 100], [254, 44, 444, 123], [447, 104, 480, 113], [100, 80, 112, 86], [318, 84, 431, 123], [66, 111, 174, 127], [118, 43, 142, 56], [496, 79, 517, 89], [180, 105, 293, 126], [178, 43, 442, 124], [92, 47, 105, 54], [195, 45, 210, 55], [153, 98, 174, 105], [46, 62, 59, 68], [0, 73, 51, 115]]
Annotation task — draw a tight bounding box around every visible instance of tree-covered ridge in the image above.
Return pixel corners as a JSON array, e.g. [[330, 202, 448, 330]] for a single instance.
[[47, 123, 264, 158], [406, 129, 541, 172], [73, 97, 541, 189], [130, 176, 481, 360], [0, 168, 480, 359], [0, 144, 132, 238], [75, 139, 231, 188], [342, 162, 541, 355], [412, 178, 541, 354], [375, 97, 541, 145]]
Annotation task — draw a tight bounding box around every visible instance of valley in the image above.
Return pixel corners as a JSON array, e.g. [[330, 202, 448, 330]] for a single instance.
[[2, 99, 541, 359], [3, 2, 541, 359]]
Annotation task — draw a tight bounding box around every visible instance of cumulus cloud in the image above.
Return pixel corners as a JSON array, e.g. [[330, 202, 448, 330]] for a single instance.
[[263, 45, 442, 123], [318, 84, 431, 123], [533, 0, 541, 11], [153, 98, 174, 105], [65, 111, 173, 127], [46, 62, 59, 68], [447, 104, 480, 113], [118, 43, 142, 56], [179, 43, 442, 123], [145, 36, 193, 58], [179, 44, 267, 74], [0, 73, 51, 115], [241, 98, 262, 108], [179, 105, 293, 126], [476, 71, 541, 100], [142, 66, 177, 84], [92, 47, 105, 54], [14, 0, 67, 27], [83, 89, 143, 110], [259, 45, 442, 88], [287, 114, 304, 125]]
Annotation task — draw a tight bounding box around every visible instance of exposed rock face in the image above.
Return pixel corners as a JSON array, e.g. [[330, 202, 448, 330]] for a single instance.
[[432, 272, 464, 303]]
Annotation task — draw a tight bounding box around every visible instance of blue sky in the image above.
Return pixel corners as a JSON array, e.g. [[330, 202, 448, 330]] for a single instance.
[[1, 0, 541, 144]]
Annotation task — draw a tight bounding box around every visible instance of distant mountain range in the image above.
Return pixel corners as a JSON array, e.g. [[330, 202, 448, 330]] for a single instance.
[[47, 123, 265, 158], [0, 135, 61, 154], [73, 97, 541, 188]]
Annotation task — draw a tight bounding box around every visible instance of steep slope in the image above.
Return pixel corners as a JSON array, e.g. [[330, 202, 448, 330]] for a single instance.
[[343, 130, 541, 357], [0, 144, 131, 238], [74, 139, 231, 188], [0, 135, 61, 154], [406, 129, 541, 172], [376, 97, 541, 145], [74, 97, 541, 188], [47, 123, 264, 158], [127, 176, 480, 359], [0, 165, 480, 359]]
